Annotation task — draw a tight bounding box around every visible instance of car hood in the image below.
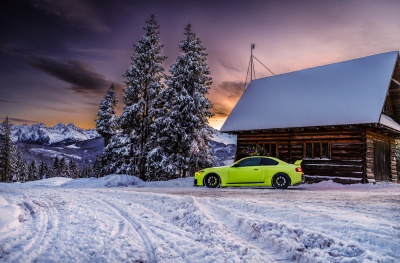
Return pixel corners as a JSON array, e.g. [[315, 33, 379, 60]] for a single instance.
[[200, 166, 229, 172]]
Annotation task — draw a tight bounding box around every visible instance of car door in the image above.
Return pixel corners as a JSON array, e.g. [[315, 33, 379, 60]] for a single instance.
[[228, 158, 262, 183], [260, 157, 280, 182]]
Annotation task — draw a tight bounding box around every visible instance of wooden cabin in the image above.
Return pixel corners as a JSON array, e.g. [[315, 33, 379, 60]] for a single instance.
[[220, 51, 400, 183]]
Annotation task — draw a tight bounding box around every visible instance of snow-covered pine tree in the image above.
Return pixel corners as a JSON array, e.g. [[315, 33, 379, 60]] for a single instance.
[[119, 14, 166, 180], [96, 84, 118, 146], [148, 24, 214, 179], [69, 159, 80, 178], [28, 159, 38, 181], [100, 133, 131, 176], [81, 164, 90, 178], [59, 158, 69, 177], [52, 156, 61, 177], [180, 24, 214, 174], [38, 161, 49, 179], [93, 156, 102, 178], [20, 159, 28, 182], [0, 116, 16, 182], [147, 79, 180, 180], [13, 150, 24, 182]]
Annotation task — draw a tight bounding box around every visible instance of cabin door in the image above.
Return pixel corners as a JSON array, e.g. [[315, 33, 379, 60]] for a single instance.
[[373, 140, 391, 181]]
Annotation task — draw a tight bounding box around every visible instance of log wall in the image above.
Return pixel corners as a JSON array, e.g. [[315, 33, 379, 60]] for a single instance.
[[366, 131, 398, 182], [235, 127, 399, 182], [236, 128, 365, 179]]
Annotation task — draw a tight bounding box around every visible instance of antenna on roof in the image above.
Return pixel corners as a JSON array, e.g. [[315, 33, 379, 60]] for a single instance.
[[243, 43, 275, 91], [250, 43, 255, 81]]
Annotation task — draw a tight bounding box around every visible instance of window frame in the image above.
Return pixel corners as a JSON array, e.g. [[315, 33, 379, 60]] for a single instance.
[[256, 143, 277, 157], [304, 141, 330, 159]]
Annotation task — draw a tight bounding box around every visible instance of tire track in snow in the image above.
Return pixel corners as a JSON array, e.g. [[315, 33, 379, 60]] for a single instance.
[[192, 197, 282, 262], [8, 199, 54, 262], [201, 198, 377, 262], [100, 191, 282, 262], [86, 194, 158, 263], [97, 193, 205, 262]]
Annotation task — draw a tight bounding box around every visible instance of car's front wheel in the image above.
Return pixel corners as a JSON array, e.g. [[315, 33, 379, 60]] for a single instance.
[[204, 173, 221, 188], [272, 173, 290, 189]]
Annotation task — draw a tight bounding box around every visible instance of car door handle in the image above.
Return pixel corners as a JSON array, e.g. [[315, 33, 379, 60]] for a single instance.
[[254, 169, 259, 170]]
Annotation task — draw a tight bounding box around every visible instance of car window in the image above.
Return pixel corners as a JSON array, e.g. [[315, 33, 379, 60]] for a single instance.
[[237, 158, 261, 167], [261, 158, 278, 166]]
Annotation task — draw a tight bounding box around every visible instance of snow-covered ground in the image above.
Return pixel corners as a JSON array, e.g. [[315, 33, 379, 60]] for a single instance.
[[0, 176, 399, 262]]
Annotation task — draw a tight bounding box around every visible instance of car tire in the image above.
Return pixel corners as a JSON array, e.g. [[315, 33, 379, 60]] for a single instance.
[[272, 173, 290, 189], [204, 173, 221, 188]]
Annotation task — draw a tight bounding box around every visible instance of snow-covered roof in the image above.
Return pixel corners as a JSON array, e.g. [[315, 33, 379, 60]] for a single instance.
[[221, 51, 399, 132], [379, 114, 400, 131]]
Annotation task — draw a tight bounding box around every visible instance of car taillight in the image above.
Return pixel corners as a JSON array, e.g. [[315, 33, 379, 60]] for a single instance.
[[295, 166, 303, 173]]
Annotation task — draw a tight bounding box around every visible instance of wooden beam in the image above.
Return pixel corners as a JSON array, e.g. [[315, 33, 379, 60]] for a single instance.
[[392, 78, 400, 86]]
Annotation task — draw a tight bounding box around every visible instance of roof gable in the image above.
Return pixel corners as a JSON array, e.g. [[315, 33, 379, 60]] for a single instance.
[[221, 51, 399, 132]]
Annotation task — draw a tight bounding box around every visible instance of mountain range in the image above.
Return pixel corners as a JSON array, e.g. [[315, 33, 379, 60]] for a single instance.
[[11, 123, 237, 168], [11, 122, 99, 145]]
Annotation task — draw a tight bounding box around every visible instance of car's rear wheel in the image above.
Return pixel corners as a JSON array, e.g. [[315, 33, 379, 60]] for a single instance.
[[204, 173, 220, 188], [272, 173, 290, 189]]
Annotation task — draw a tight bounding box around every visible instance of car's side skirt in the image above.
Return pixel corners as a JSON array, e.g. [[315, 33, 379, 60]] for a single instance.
[[226, 182, 263, 184]]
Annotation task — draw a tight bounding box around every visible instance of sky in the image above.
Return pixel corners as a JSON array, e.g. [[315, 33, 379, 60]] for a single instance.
[[1, 0, 400, 129]]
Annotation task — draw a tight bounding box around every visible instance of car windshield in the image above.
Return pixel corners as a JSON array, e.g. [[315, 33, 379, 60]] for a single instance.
[[236, 158, 261, 167]]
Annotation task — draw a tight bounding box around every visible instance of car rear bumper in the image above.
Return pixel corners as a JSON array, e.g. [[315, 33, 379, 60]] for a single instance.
[[292, 174, 305, 186]]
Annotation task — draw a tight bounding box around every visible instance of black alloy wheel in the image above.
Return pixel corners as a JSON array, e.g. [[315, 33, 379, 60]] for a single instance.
[[204, 174, 220, 188], [272, 173, 290, 189]]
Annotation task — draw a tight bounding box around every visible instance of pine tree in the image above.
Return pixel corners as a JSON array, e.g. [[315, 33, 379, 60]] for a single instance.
[[69, 159, 80, 179], [147, 91, 179, 180], [119, 14, 166, 180], [28, 160, 38, 181], [38, 161, 49, 179], [20, 160, 28, 182], [13, 149, 24, 182], [180, 24, 214, 174], [59, 158, 69, 177], [52, 156, 61, 177], [96, 84, 118, 146], [93, 156, 102, 178], [81, 164, 89, 178], [99, 132, 132, 176], [0, 116, 16, 182], [148, 24, 214, 179]]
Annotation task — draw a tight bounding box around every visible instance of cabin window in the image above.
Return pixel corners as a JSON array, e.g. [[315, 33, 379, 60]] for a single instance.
[[259, 143, 277, 157], [313, 143, 321, 158], [306, 143, 312, 158], [322, 143, 329, 158], [305, 142, 330, 159], [238, 144, 256, 158]]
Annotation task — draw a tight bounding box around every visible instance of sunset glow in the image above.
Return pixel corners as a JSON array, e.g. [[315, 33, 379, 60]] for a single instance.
[[1, 0, 400, 129]]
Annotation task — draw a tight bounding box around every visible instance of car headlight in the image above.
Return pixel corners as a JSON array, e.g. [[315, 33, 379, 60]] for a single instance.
[[195, 170, 205, 177]]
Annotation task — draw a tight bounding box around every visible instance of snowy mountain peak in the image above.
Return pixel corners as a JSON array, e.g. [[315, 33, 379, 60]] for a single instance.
[[210, 128, 237, 145], [11, 123, 100, 145]]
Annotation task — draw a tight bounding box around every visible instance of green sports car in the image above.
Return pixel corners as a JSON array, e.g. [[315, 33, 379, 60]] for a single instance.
[[194, 156, 304, 189]]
